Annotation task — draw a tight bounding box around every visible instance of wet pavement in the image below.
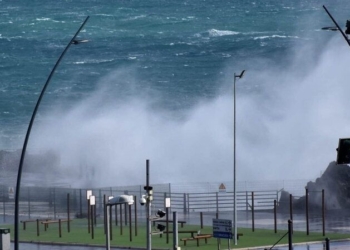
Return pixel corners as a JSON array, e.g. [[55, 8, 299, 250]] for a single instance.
[[10, 240, 350, 250]]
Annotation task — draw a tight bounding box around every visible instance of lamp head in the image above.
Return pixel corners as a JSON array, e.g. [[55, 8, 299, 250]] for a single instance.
[[235, 70, 245, 79], [156, 209, 166, 218], [156, 224, 166, 232]]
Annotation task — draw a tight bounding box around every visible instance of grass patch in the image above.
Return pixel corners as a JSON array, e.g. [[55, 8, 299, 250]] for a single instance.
[[4, 219, 350, 249]]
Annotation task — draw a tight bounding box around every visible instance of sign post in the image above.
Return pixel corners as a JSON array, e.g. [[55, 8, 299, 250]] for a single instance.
[[213, 219, 232, 250]]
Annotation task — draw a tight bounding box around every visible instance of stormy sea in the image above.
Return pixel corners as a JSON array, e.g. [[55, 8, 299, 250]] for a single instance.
[[1, 0, 350, 188]]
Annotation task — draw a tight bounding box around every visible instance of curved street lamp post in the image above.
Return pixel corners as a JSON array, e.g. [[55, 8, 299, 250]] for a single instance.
[[322, 5, 350, 47], [14, 16, 90, 250]]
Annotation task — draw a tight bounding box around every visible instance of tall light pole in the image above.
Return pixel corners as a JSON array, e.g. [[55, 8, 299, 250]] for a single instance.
[[145, 159, 153, 250], [14, 16, 89, 250], [233, 70, 245, 246]]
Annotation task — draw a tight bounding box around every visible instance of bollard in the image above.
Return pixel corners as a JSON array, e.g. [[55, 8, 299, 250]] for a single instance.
[[288, 220, 292, 250], [325, 238, 330, 250]]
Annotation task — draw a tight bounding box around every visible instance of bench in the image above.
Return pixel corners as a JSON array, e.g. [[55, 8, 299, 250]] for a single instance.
[[20, 218, 51, 230], [152, 220, 186, 228], [41, 219, 72, 237], [41, 219, 71, 230], [180, 234, 212, 246]]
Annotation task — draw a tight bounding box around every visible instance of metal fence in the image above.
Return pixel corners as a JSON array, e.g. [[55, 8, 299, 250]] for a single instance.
[[0, 181, 314, 222], [0, 180, 341, 235]]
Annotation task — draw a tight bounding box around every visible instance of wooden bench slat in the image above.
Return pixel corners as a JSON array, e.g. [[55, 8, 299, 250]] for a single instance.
[[180, 234, 212, 246]]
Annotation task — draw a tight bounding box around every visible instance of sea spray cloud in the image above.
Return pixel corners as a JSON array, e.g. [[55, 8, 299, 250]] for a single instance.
[[26, 36, 350, 187], [230, 37, 350, 180]]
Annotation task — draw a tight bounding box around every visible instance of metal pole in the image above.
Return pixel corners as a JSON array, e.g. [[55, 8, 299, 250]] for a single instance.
[[146, 159, 151, 250], [91, 205, 94, 239], [173, 211, 178, 250], [14, 16, 89, 250], [233, 73, 237, 246], [129, 204, 132, 242], [106, 204, 110, 250], [233, 70, 245, 246], [88, 198, 91, 233], [134, 195, 138, 236]]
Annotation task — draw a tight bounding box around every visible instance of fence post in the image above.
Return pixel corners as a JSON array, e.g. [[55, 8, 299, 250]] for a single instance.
[[289, 194, 293, 234], [322, 189, 325, 236], [115, 204, 118, 226], [124, 203, 128, 226], [79, 189, 82, 218], [103, 194, 106, 234], [306, 188, 309, 235], [274, 200, 277, 233], [200, 212, 203, 229], [99, 189, 102, 217], [216, 192, 219, 213], [245, 191, 248, 211], [134, 195, 137, 236], [252, 191, 254, 232], [120, 203, 123, 235], [129, 204, 132, 242], [59, 219, 62, 238], [91, 204, 94, 239], [187, 193, 190, 213], [67, 193, 70, 233], [166, 206, 169, 244], [36, 219, 39, 236], [183, 193, 187, 214], [53, 188, 56, 220], [110, 205, 113, 240], [2, 185, 5, 223], [28, 187, 31, 219]]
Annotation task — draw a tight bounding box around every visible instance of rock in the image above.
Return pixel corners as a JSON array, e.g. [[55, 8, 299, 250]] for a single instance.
[[279, 161, 350, 212]]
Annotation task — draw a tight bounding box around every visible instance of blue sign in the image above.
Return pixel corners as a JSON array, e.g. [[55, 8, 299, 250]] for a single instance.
[[213, 232, 232, 239]]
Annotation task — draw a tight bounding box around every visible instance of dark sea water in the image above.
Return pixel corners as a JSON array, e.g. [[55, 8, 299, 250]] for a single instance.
[[1, 0, 350, 187]]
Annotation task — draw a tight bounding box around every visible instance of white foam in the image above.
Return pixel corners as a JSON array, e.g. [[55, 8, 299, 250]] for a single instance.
[[254, 35, 299, 40], [208, 29, 239, 37]]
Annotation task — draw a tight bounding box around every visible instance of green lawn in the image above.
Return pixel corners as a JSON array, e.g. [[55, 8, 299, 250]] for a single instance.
[[5, 219, 350, 249]]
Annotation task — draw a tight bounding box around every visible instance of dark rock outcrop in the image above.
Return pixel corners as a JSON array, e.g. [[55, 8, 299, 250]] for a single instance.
[[279, 161, 350, 212]]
